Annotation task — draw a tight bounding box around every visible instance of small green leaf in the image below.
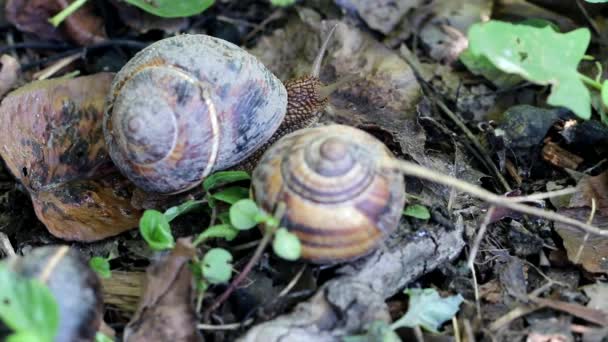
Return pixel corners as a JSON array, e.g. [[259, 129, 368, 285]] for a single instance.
[[0, 265, 60, 342], [89, 257, 111, 279], [218, 212, 231, 225], [164, 199, 205, 222], [194, 224, 239, 245], [271, 0, 296, 6], [585, 0, 608, 3], [95, 332, 115, 342], [403, 204, 431, 220], [203, 171, 250, 192], [229, 199, 261, 230], [272, 228, 301, 261], [467, 20, 592, 119], [343, 321, 401, 342], [391, 288, 463, 333], [139, 210, 175, 251], [7, 332, 44, 342], [201, 248, 233, 284], [211, 186, 250, 204], [124, 0, 214, 18]]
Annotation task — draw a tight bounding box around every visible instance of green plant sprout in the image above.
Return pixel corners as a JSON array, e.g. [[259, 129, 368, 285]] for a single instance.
[[403, 204, 431, 220], [461, 20, 604, 120], [89, 256, 112, 279], [343, 288, 463, 342], [138, 170, 302, 308], [270, 0, 296, 6], [49, 0, 215, 27]]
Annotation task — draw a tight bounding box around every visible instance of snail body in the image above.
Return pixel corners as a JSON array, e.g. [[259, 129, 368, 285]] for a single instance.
[[252, 125, 406, 263], [104, 34, 329, 195]]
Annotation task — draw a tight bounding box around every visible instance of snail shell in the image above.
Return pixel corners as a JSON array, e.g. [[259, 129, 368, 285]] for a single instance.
[[252, 125, 406, 263], [104, 34, 288, 194], [0, 73, 141, 241], [3, 246, 103, 341]]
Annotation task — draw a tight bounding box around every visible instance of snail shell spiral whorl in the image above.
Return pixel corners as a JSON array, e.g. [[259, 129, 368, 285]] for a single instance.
[[252, 125, 406, 263], [104, 34, 287, 194]]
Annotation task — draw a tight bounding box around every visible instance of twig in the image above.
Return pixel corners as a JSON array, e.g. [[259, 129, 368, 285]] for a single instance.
[[468, 206, 495, 321], [508, 187, 577, 202], [198, 319, 254, 331], [0, 232, 15, 257], [382, 158, 608, 237]]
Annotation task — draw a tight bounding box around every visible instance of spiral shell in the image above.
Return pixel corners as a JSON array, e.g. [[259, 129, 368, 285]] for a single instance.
[[252, 125, 405, 263], [104, 34, 288, 194]]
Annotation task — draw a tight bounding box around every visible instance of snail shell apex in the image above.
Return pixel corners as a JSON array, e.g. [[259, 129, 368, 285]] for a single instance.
[[104, 34, 288, 194], [252, 125, 406, 263]]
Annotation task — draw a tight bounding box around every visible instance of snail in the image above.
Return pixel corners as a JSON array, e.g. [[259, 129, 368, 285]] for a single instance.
[[251, 124, 406, 263], [2, 246, 103, 341], [0, 73, 141, 241], [103, 28, 341, 195]]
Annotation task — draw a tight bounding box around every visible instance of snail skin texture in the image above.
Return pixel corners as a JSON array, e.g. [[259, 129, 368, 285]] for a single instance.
[[104, 34, 288, 194], [252, 125, 406, 263]]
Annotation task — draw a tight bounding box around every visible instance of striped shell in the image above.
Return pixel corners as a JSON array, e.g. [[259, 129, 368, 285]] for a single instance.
[[104, 34, 287, 194], [252, 125, 406, 263]]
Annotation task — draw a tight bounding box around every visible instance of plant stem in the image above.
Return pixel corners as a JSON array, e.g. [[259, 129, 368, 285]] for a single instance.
[[48, 0, 88, 27], [579, 72, 603, 91], [203, 227, 275, 321], [382, 158, 608, 237]]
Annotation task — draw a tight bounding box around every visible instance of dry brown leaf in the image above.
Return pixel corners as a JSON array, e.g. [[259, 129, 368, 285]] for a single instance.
[[335, 0, 424, 34], [6, 0, 106, 45], [0, 55, 20, 98], [124, 239, 202, 342]]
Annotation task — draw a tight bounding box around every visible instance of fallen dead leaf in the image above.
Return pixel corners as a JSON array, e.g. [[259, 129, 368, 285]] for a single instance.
[[0, 54, 20, 98], [6, 0, 106, 45], [124, 238, 203, 342], [334, 0, 424, 34]]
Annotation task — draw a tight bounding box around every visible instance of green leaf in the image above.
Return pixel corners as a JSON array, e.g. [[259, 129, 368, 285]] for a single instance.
[[89, 257, 111, 279], [459, 48, 523, 88], [139, 210, 175, 251], [194, 224, 239, 245], [467, 20, 592, 119], [585, 0, 608, 3], [343, 321, 401, 342], [272, 228, 301, 261], [203, 171, 250, 192], [164, 199, 205, 222], [7, 332, 44, 342], [229, 199, 261, 230], [0, 265, 59, 342], [95, 332, 115, 342], [403, 204, 431, 220], [218, 212, 231, 225], [211, 186, 250, 205], [271, 0, 296, 6], [201, 248, 233, 284], [391, 288, 463, 333], [123, 0, 214, 18]]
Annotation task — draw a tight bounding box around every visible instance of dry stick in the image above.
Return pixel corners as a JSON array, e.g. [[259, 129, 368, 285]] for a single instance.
[[574, 198, 596, 264], [382, 158, 608, 237], [468, 206, 495, 322]]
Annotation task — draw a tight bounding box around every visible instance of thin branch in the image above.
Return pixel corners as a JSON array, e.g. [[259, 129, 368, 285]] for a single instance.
[[382, 158, 607, 237]]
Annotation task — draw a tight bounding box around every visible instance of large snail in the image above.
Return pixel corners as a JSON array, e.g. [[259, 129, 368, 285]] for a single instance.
[[103, 29, 338, 194], [252, 125, 406, 263], [0, 28, 339, 240]]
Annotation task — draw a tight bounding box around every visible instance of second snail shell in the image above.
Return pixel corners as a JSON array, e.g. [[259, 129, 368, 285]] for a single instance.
[[252, 125, 406, 263]]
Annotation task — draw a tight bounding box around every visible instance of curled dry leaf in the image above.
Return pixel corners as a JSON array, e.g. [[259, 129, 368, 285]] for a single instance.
[[4, 246, 103, 341], [0, 55, 20, 99], [334, 0, 424, 34], [0, 73, 141, 241], [555, 171, 608, 274], [124, 239, 202, 342], [6, 0, 106, 45]]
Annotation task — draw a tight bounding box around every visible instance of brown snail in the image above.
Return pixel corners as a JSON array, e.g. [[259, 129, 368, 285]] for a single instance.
[[251, 124, 406, 263], [0, 73, 142, 241], [104, 29, 338, 195]]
